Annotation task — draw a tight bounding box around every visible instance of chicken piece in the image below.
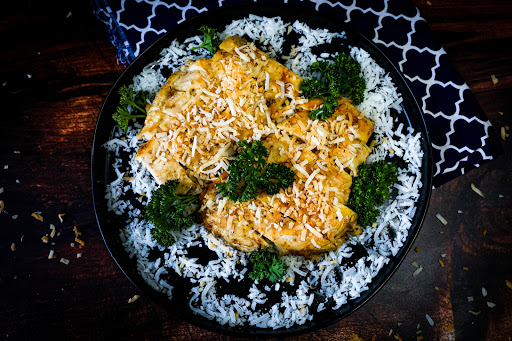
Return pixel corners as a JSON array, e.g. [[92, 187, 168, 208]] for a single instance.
[[198, 134, 360, 258], [261, 135, 352, 205], [136, 36, 304, 185], [218, 36, 302, 123], [134, 138, 197, 194], [136, 35, 375, 258], [277, 99, 374, 174], [199, 184, 271, 253], [138, 63, 208, 140], [254, 170, 359, 257], [198, 180, 359, 258], [295, 98, 374, 146]]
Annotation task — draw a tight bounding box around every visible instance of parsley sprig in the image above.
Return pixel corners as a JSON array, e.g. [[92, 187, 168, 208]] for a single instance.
[[145, 180, 199, 247], [249, 248, 287, 282], [216, 140, 295, 202], [300, 53, 366, 120], [112, 85, 151, 133], [190, 25, 220, 55], [348, 160, 398, 227]]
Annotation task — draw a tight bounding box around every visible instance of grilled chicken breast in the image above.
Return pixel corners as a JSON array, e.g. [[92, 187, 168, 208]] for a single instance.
[[136, 35, 374, 257]]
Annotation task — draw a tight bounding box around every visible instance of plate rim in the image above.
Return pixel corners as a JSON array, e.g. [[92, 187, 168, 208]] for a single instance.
[[91, 2, 433, 337]]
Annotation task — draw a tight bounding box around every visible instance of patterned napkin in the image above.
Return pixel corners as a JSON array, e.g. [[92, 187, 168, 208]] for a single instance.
[[92, 0, 502, 187]]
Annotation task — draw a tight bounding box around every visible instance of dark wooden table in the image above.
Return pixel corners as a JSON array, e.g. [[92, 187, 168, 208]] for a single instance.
[[1, 1, 511, 340]]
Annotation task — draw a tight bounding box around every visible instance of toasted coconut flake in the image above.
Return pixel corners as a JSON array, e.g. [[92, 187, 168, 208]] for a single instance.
[[311, 238, 322, 249], [304, 169, 320, 189], [506, 280, 512, 289], [128, 294, 140, 303], [31, 213, 43, 222], [304, 223, 323, 239], [41, 236, 49, 243], [436, 214, 448, 225], [0, 200, 4, 213], [11, 243, 15, 251], [50, 228, 56, 238], [293, 164, 309, 178], [471, 183, 485, 198], [75, 237, 85, 246], [58, 213, 65, 223], [191, 135, 197, 157], [491, 74, 498, 85], [60, 258, 70, 265], [501, 127, 506, 141], [73, 226, 81, 237], [438, 259, 444, 267]]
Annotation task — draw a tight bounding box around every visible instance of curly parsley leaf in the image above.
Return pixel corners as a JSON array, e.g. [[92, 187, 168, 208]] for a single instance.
[[113, 85, 151, 133], [300, 53, 366, 120], [259, 163, 296, 196], [216, 140, 295, 202], [348, 160, 398, 228], [190, 25, 220, 55], [310, 95, 339, 120], [145, 180, 199, 247], [112, 106, 145, 134], [249, 248, 287, 282]]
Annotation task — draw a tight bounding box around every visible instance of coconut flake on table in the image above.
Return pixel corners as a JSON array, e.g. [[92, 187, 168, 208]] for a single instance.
[[102, 15, 424, 329]]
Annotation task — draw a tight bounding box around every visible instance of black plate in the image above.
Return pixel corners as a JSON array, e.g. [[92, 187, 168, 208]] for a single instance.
[[91, 2, 433, 337]]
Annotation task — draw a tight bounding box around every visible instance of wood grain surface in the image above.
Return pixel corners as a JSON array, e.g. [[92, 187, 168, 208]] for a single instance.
[[0, 1, 511, 340]]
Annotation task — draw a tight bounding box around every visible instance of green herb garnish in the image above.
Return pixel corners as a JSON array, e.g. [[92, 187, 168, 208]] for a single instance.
[[300, 53, 366, 120], [348, 160, 398, 228], [249, 248, 287, 282], [190, 25, 220, 55], [259, 163, 296, 196], [113, 85, 151, 133], [216, 140, 295, 202], [145, 180, 199, 247]]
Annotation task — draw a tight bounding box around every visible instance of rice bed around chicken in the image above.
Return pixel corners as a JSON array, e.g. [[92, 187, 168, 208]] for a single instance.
[[103, 15, 423, 329]]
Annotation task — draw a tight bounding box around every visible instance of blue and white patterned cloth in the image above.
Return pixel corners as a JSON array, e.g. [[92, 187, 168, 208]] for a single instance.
[[92, 0, 502, 187]]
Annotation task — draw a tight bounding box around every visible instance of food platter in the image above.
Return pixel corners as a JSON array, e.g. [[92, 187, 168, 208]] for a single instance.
[[91, 3, 432, 337]]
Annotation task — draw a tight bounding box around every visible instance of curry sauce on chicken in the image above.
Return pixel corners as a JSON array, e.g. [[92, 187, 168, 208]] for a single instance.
[[135, 35, 375, 258]]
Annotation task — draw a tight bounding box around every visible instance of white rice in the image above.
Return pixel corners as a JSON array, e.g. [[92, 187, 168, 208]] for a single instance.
[[103, 16, 424, 329]]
